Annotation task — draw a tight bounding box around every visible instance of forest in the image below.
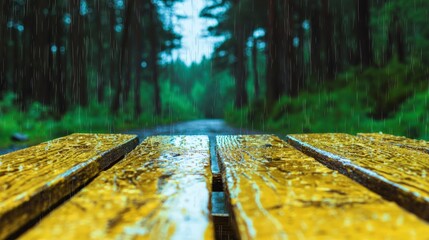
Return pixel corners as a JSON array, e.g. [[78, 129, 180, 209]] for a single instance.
[[1, 0, 429, 148]]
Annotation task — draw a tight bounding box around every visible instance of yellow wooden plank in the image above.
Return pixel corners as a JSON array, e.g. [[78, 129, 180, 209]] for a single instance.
[[0, 133, 138, 239], [358, 132, 429, 153], [22, 135, 214, 240], [287, 133, 429, 222], [217, 135, 428, 240]]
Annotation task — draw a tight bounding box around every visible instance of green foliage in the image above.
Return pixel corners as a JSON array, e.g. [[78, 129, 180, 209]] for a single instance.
[[0, 93, 56, 147], [161, 80, 202, 120], [226, 60, 429, 140], [372, 0, 429, 64], [0, 82, 204, 148], [395, 89, 429, 139], [358, 60, 429, 118], [0, 92, 16, 113]]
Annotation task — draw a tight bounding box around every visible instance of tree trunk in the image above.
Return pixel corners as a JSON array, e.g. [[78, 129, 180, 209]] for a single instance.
[[123, 42, 133, 103], [21, 4, 35, 108], [233, 17, 248, 108], [0, 0, 11, 97], [292, 1, 305, 96], [149, 0, 162, 115], [112, 0, 133, 112], [395, 22, 405, 63], [134, 2, 144, 117], [70, 0, 88, 106], [266, 0, 282, 106], [12, 25, 20, 95], [386, 13, 405, 63], [252, 37, 259, 98], [356, 0, 373, 66], [322, 0, 336, 78], [335, 15, 346, 70], [46, 0, 55, 106], [55, 4, 67, 116], [282, 0, 299, 96], [122, 0, 134, 102], [310, 5, 322, 79], [24, 0, 53, 106], [109, 5, 117, 99], [96, 0, 105, 103]]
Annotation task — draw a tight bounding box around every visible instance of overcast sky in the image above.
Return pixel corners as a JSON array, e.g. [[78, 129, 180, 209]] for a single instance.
[[171, 0, 222, 65]]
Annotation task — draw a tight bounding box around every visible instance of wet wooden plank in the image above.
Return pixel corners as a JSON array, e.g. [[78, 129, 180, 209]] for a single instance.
[[0, 133, 138, 239], [287, 133, 429, 222], [358, 132, 429, 153], [217, 135, 428, 239], [22, 136, 214, 240]]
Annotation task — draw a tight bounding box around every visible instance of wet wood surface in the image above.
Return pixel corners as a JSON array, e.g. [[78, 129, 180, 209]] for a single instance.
[[0, 133, 138, 239], [358, 132, 429, 153], [22, 136, 214, 240], [217, 135, 428, 239], [287, 133, 429, 222]]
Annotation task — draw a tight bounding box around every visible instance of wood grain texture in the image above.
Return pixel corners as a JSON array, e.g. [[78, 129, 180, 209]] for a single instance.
[[287, 133, 429, 222], [22, 136, 214, 240], [0, 133, 138, 239], [358, 132, 429, 153], [217, 135, 429, 240]]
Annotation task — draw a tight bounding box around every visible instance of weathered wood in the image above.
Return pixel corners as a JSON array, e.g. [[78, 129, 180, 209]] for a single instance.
[[287, 133, 429, 222], [358, 132, 429, 154], [0, 133, 138, 239], [217, 135, 428, 239], [22, 136, 214, 240]]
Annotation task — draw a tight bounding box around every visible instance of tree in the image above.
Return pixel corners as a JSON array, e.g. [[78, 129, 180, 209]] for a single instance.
[[201, 0, 264, 108], [309, 1, 322, 78], [133, 0, 148, 116], [109, 1, 118, 102], [281, 0, 301, 96], [252, 36, 259, 98], [266, 0, 281, 105], [54, 0, 68, 115], [321, 0, 336, 77], [149, 0, 162, 115], [386, 12, 405, 63], [95, 0, 105, 103], [134, 9, 144, 116], [70, 0, 88, 106], [0, 0, 12, 97], [22, 0, 55, 106], [232, 0, 248, 108], [356, 0, 373, 66], [112, 0, 134, 113]]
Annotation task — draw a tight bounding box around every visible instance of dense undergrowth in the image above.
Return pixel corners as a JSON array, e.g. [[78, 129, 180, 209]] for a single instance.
[[0, 81, 202, 148], [226, 60, 429, 139]]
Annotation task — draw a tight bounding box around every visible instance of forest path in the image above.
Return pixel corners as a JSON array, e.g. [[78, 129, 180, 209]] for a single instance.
[[124, 119, 262, 140]]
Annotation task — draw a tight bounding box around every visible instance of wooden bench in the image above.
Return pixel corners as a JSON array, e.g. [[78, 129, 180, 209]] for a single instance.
[[0, 134, 138, 239], [288, 133, 429, 221], [218, 135, 428, 239], [0, 133, 428, 239]]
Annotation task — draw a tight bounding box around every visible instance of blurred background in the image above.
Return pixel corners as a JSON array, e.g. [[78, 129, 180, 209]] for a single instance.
[[0, 0, 429, 149]]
